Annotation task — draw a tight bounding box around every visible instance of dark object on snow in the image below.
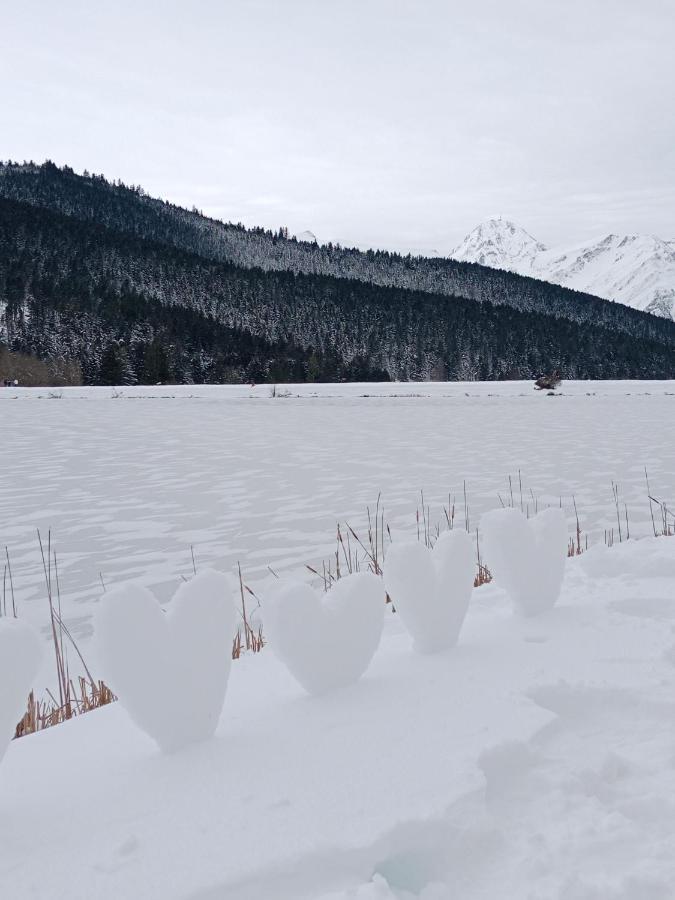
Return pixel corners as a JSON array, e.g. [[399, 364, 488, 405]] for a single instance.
[[534, 370, 562, 391]]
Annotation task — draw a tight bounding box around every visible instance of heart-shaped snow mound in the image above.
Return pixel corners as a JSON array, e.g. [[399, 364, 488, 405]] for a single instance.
[[383, 530, 475, 653], [480, 507, 567, 616], [264, 572, 385, 695], [95, 569, 237, 752], [0, 618, 43, 765]]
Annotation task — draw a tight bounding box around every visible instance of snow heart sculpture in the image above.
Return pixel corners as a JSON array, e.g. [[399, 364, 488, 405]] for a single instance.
[[95, 569, 237, 752], [264, 572, 385, 695], [383, 530, 475, 653], [480, 507, 568, 617], [0, 618, 43, 765]]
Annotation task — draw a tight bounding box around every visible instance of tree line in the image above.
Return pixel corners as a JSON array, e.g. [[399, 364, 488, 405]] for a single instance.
[[1, 186, 674, 386], [2, 160, 674, 349]]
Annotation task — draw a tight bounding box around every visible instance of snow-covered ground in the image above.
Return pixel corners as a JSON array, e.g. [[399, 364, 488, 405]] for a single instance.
[[2, 535, 675, 899], [1, 381, 673, 667], [1, 380, 674, 899]]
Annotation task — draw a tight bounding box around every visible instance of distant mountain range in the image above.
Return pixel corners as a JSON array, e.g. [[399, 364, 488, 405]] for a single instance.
[[451, 218, 675, 321], [1, 161, 674, 385]]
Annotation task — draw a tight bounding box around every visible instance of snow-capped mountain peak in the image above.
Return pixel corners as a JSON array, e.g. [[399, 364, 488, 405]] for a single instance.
[[452, 218, 547, 273], [295, 230, 317, 244], [450, 220, 675, 320]]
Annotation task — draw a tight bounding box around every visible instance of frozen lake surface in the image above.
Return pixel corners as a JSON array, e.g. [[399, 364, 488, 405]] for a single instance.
[[1, 380, 674, 654]]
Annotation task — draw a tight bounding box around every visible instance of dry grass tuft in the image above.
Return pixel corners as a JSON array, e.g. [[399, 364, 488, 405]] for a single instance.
[[306, 494, 389, 591], [10, 530, 117, 739], [473, 563, 492, 587], [646, 469, 674, 538], [232, 562, 265, 658], [308, 490, 493, 596], [15, 679, 116, 738], [568, 497, 587, 557]]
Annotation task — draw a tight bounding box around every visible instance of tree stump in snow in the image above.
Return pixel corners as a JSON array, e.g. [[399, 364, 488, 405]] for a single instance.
[[534, 370, 562, 391]]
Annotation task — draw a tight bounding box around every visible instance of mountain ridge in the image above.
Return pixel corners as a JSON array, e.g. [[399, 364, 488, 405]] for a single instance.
[[1, 162, 674, 385], [2, 161, 673, 347], [451, 218, 675, 321]]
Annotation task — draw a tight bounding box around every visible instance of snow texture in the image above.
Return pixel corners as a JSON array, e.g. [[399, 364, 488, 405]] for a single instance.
[[0, 618, 42, 764], [480, 507, 568, 616], [94, 569, 237, 752], [383, 530, 475, 653], [264, 572, 385, 695]]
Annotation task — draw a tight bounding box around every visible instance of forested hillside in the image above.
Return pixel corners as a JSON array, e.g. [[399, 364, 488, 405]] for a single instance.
[[2, 161, 675, 348], [2, 192, 674, 385]]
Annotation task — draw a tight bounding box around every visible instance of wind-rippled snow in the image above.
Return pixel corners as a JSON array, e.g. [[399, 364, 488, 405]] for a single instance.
[[1, 381, 673, 661]]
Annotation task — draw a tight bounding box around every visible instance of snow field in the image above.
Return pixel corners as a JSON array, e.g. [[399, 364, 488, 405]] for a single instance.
[[15, 507, 565, 752], [1, 381, 674, 899], [1, 379, 673, 687], [2, 536, 675, 899], [2, 506, 567, 762]]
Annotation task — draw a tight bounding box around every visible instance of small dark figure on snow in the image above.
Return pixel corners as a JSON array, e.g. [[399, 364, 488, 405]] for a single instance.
[[534, 370, 562, 391]]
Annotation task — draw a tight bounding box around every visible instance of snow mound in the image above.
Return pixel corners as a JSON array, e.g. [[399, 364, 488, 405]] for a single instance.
[[0, 618, 42, 765], [264, 572, 385, 695], [480, 507, 567, 616], [94, 569, 237, 752], [383, 530, 475, 653]]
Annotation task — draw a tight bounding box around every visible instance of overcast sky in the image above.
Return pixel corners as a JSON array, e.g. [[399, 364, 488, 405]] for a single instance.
[[2, 0, 674, 253]]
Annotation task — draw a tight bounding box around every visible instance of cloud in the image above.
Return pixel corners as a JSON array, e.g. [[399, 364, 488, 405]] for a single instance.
[[1, 0, 673, 251]]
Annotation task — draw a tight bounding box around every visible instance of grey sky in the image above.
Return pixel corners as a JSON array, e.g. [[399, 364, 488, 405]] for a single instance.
[[2, 0, 674, 253]]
